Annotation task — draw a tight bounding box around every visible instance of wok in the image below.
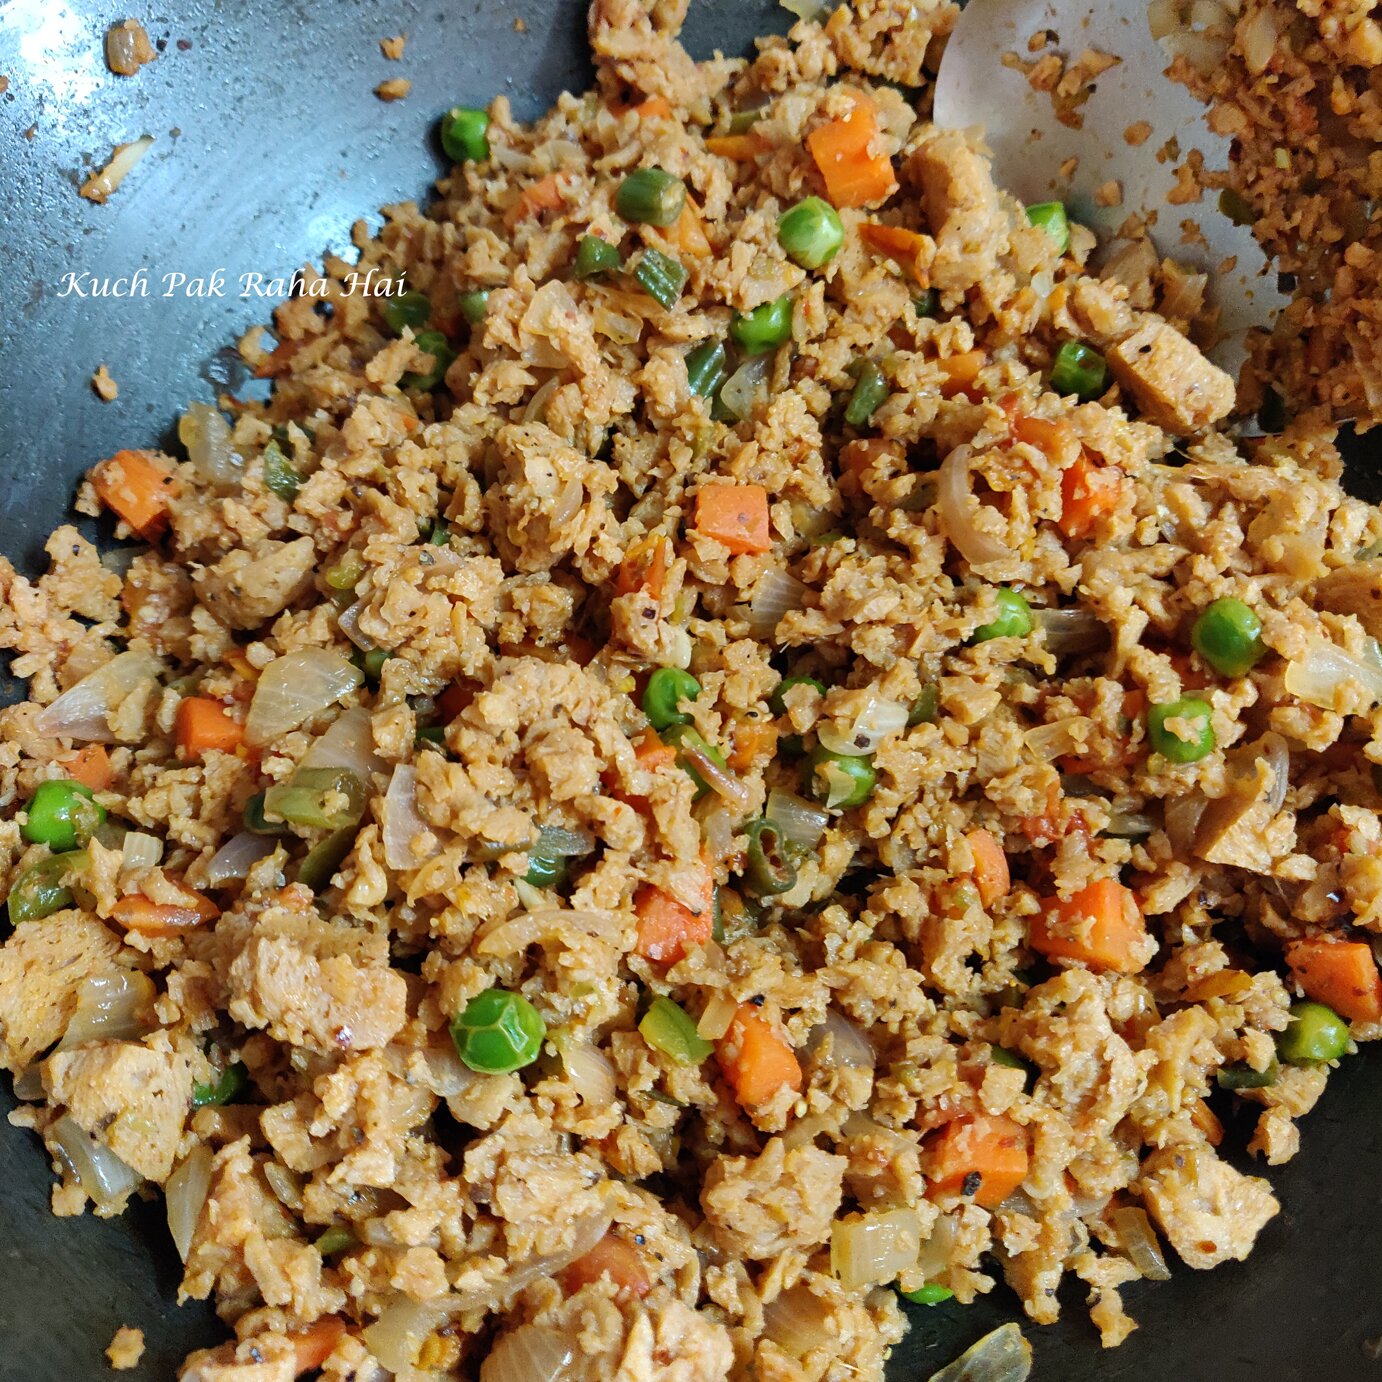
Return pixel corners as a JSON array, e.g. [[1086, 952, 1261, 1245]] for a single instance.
[[0, 1, 1379, 1377]]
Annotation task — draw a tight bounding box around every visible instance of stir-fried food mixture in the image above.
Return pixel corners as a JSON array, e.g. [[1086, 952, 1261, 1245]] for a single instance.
[[3, 1, 1382, 1378]]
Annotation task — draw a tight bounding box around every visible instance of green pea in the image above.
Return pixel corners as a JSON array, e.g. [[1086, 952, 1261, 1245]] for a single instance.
[[639, 996, 713, 1064], [451, 988, 546, 1074], [742, 818, 798, 897], [912, 288, 939, 319], [804, 744, 876, 809], [381, 289, 432, 334], [314, 1225, 357, 1257], [901, 1283, 954, 1306], [769, 675, 826, 717], [192, 1060, 248, 1108], [729, 295, 794, 356], [1191, 597, 1266, 678], [1147, 697, 1216, 764], [1026, 200, 1070, 253], [458, 290, 491, 326], [22, 780, 105, 852], [972, 588, 1033, 643], [1276, 1000, 1350, 1066], [440, 105, 490, 163], [643, 667, 701, 731], [1049, 340, 1107, 401], [777, 196, 845, 270], [400, 330, 455, 391]]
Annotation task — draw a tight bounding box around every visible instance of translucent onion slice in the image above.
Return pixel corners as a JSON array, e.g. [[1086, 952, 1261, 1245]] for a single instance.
[[178, 401, 243, 490], [925, 1323, 1033, 1382], [35, 650, 164, 742], [51, 1115, 141, 1212], [1111, 1206, 1172, 1281], [480, 1325, 575, 1382], [79, 135, 153, 203], [363, 1297, 453, 1373], [56, 970, 156, 1050], [381, 764, 441, 871], [299, 704, 386, 780], [120, 830, 163, 873], [1034, 608, 1108, 656], [747, 569, 811, 639], [816, 695, 908, 757], [245, 648, 363, 748], [937, 444, 1011, 567], [557, 1036, 617, 1107], [1284, 638, 1382, 710], [719, 355, 770, 421], [807, 1010, 876, 1071], [766, 789, 830, 853], [762, 1285, 832, 1358], [166, 1144, 214, 1262], [830, 1207, 922, 1290], [205, 830, 277, 885]]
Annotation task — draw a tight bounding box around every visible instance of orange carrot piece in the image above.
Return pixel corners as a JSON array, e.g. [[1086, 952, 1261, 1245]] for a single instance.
[[291, 1317, 346, 1375], [927, 1114, 1029, 1208], [631, 95, 674, 121], [716, 1003, 803, 1108], [616, 534, 669, 600], [666, 199, 711, 257], [1059, 451, 1124, 540], [839, 437, 903, 483], [1030, 877, 1148, 974], [507, 172, 567, 227], [436, 680, 472, 724], [705, 133, 768, 160], [1286, 938, 1382, 1023], [727, 715, 780, 773], [1012, 413, 1077, 460], [634, 878, 714, 965], [633, 728, 677, 772], [561, 1232, 652, 1298], [965, 828, 1010, 908], [65, 745, 114, 792], [175, 696, 245, 759], [858, 222, 930, 283], [937, 350, 987, 400], [694, 483, 772, 556], [110, 891, 219, 938], [90, 449, 176, 540], [806, 98, 897, 209]]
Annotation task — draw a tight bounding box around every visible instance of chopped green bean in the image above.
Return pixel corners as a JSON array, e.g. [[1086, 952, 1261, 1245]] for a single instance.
[[616, 167, 686, 227], [1026, 200, 1070, 253], [1216, 1060, 1279, 1091], [573, 234, 622, 280], [743, 818, 798, 896], [192, 1060, 248, 1108], [381, 289, 432, 334], [400, 329, 456, 391], [685, 340, 728, 398], [261, 440, 301, 502], [901, 1284, 955, 1306], [729, 295, 793, 356], [6, 851, 84, 925], [908, 684, 939, 727], [845, 359, 890, 427], [263, 768, 368, 831], [294, 827, 358, 891]]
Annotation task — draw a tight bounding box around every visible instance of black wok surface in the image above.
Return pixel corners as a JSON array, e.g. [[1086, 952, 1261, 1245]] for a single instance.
[[0, 1, 1380, 1377]]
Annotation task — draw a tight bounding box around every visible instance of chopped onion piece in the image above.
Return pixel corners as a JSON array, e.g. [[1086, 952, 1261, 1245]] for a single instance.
[[719, 355, 770, 422], [780, 0, 829, 19], [51, 1114, 141, 1212], [263, 1160, 305, 1210], [35, 650, 164, 742], [1034, 608, 1108, 656], [453, 1211, 612, 1312], [382, 765, 441, 870], [337, 600, 376, 652], [915, 1212, 959, 1279], [681, 738, 752, 811], [178, 401, 243, 490], [1284, 638, 1382, 710], [1111, 1206, 1171, 1281], [816, 695, 908, 757], [300, 704, 386, 779], [205, 830, 277, 885], [697, 993, 739, 1041], [762, 1285, 832, 1357], [831, 1207, 922, 1289], [557, 1037, 617, 1107], [926, 1323, 1032, 1382], [245, 648, 363, 748], [480, 1325, 575, 1382], [363, 1297, 452, 1372], [120, 830, 163, 873], [937, 444, 1012, 567], [766, 789, 830, 853], [166, 1145, 213, 1262], [416, 1042, 482, 1098], [1262, 733, 1290, 814], [57, 971, 156, 1050], [1164, 793, 1208, 855], [747, 569, 810, 639], [808, 1010, 875, 1070], [79, 135, 153, 203]]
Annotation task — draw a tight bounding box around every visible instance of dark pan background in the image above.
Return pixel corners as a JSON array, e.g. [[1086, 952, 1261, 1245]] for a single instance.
[[0, 1, 1380, 1377]]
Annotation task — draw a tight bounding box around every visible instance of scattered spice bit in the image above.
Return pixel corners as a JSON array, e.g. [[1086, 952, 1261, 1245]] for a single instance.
[[105, 19, 156, 76], [1094, 179, 1123, 208], [79, 135, 154, 204], [1057, 155, 1078, 182], [106, 1327, 144, 1371], [1179, 218, 1209, 250], [1003, 42, 1119, 128], [380, 33, 407, 60], [175, 37, 191, 51], [91, 364, 119, 402], [0, 74, 9, 95], [1124, 120, 1153, 146], [24, 123, 37, 140], [514, 16, 527, 31], [1167, 151, 1206, 205], [375, 77, 412, 102], [1155, 135, 1181, 165]]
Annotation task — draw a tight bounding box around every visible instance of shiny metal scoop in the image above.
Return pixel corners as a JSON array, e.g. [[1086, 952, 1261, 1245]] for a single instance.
[[933, 0, 1284, 373]]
